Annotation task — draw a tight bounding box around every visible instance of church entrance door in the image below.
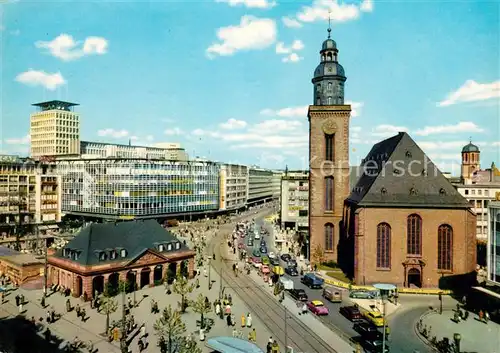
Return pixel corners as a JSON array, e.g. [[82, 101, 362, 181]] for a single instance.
[[407, 268, 422, 288]]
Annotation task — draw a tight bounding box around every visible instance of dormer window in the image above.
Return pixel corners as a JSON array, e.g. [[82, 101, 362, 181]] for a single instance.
[[71, 251, 79, 261], [110, 250, 117, 260], [158, 244, 165, 252], [381, 187, 387, 195], [175, 242, 181, 250], [120, 249, 127, 258], [63, 248, 70, 258], [167, 243, 173, 251], [439, 188, 446, 195], [99, 252, 107, 261], [410, 188, 418, 196], [405, 151, 412, 158]]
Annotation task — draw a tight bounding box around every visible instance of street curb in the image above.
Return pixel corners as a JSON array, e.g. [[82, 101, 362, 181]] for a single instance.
[[413, 310, 441, 352]]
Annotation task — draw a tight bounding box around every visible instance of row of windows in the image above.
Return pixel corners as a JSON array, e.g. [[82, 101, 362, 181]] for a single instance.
[[376, 217, 453, 271]]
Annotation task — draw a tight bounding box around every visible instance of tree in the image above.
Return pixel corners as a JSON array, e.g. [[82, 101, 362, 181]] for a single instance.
[[172, 275, 194, 313], [189, 293, 212, 329], [312, 244, 325, 265], [154, 305, 187, 353], [99, 296, 118, 335]]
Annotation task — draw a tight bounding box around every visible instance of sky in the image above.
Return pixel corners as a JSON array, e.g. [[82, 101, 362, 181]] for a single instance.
[[0, 0, 499, 173]]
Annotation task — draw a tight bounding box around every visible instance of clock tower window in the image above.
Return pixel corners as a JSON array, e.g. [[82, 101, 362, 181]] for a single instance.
[[327, 97, 332, 105]]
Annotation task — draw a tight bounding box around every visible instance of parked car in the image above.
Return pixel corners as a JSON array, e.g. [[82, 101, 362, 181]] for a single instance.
[[262, 256, 270, 266], [247, 239, 254, 247], [288, 289, 308, 301], [252, 257, 262, 268], [364, 311, 385, 327], [350, 291, 375, 299], [260, 246, 268, 254], [361, 339, 390, 353], [287, 259, 298, 268], [268, 252, 276, 259], [281, 254, 291, 262], [252, 249, 261, 257], [254, 232, 261, 240], [285, 266, 299, 276], [307, 300, 329, 315], [260, 240, 266, 247], [353, 322, 383, 340], [339, 305, 363, 322], [301, 273, 324, 289]]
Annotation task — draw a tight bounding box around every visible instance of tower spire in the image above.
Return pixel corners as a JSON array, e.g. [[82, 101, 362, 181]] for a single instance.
[[327, 11, 332, 38]]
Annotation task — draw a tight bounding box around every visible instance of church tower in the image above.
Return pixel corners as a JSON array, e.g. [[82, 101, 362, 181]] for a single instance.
[[461, 141, 480, 184], [308, 24, 351, 263]]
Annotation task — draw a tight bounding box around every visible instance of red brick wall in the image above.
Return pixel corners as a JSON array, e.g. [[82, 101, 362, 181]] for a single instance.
[[308, 105, 351, 264], [353, 207, 477, 288]]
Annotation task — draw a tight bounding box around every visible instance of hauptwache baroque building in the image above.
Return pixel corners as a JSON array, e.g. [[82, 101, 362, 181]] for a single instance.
[[308, 28, 477, 288]]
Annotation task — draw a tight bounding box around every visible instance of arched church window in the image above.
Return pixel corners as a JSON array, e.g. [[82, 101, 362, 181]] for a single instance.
[[322, 55, 325, 62], [316, 84, 321, 92], [328, 82, 332, 90], [327, 97, 332, 105], [316, 98, 321, 105], [327, 53, 332, 61]]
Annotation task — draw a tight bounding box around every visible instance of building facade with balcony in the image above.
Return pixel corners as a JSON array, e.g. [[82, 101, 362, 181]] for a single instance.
[[48, 220, 195, 299], [55, 158, 220, 220], [219, 164, 248, 211], [80, 141, 188, 161], [248, 167, 282, 205], [0, 155, 61, 233], [487, 200, 500, 285], [30, 100, 81, 159], [280, 172, 309, 231]]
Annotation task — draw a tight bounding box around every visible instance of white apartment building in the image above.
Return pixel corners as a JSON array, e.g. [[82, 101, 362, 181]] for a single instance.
[[280, 172, 309, 231], [219, 164, 248, 211], [30, 100, 80, 159], [0, 155, 62, 230], [80, 141, 188, 161], [487, 200, 500, 285], [248, 167, 282, 204]]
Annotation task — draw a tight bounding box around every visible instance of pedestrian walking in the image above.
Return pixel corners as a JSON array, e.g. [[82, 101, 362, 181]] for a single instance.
[[75, 304, 81, 318], [65, 299, 71, 312], [246, 313, 252, 327], [266, 341, 272, 353], [271, 340, 280, 353], [241, 314, 246, 327], [18, 302, 23, 314], [140, 324, 146, 339], [226, 314, 232, 327], [385, 326, 390, 340], [249, 328, 256, 342], [231, 313, 236, 326], [138, 337, 145, 352], [80, 308, 86, 321], [15, 294, 20, 307]]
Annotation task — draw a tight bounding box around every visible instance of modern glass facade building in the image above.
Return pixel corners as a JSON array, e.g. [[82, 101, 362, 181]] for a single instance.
[[248, 167, 282, 204], [56, 159, 220, 219], [488, 201, 500, 284]]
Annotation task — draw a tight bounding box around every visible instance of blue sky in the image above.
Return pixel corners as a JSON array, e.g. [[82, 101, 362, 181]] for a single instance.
[[1, 0, 499, 173]]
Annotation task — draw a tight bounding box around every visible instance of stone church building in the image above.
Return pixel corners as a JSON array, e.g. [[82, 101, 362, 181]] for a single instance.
[[307, 27, 476, 288]]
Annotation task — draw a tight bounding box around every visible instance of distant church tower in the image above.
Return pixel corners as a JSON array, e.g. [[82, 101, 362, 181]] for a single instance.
[[308, 23, 351, 263], [461, 141, 480, 184]]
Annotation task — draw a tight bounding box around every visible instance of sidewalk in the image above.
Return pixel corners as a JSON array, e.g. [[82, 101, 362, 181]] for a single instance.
[[420, 310, 500, 353]]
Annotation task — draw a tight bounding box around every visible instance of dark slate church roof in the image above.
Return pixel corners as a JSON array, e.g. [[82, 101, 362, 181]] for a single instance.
[[347, 132, 470, 208], [54, 220, 190, 266]]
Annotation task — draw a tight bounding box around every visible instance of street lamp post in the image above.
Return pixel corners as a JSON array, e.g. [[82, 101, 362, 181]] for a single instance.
[[120, 281, 129, 353], [131, 271, 137, 307], [453, 333, 461, 353], [373, 283, 397, 353]]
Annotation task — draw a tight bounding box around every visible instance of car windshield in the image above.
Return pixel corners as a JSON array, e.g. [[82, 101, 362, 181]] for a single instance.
[[314, 303, 323, 307], [371, 313, 382, 318]]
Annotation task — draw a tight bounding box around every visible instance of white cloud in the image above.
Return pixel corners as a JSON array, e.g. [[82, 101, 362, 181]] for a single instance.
[[492, 141, 500, 147], [294, 0, 373, 24], [15, 69, 65, 90], [206, 16, 277, 58], [360, 0, 374, 12], [414, 121, 484, 136], [371, 124, 408, 137], [35, 34, 108, 61], [345, 101, 364, 117], [97, 128, 129, 138], [5, 134, 30, 145], [417, 141, 469, 151], [260, 106, 308, 118], [215, 0, 276, 9], [219, 118, 248, 130], [250, 119, 302, 132], [164, 128, 183, 136], [351, 126, 362, 132], [282, 17, 303, 28], [438, 80, 500, 107], [282, 53, 303, 63]]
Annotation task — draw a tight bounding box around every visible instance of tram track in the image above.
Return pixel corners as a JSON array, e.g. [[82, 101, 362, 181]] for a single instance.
[[209, 232, 338, 353]]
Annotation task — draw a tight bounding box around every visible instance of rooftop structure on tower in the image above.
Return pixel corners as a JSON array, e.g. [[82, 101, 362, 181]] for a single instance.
[[32, 100, 79, 112]]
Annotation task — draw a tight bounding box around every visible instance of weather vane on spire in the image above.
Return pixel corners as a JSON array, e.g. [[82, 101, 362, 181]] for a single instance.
[[327, 10, 332, 38]]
